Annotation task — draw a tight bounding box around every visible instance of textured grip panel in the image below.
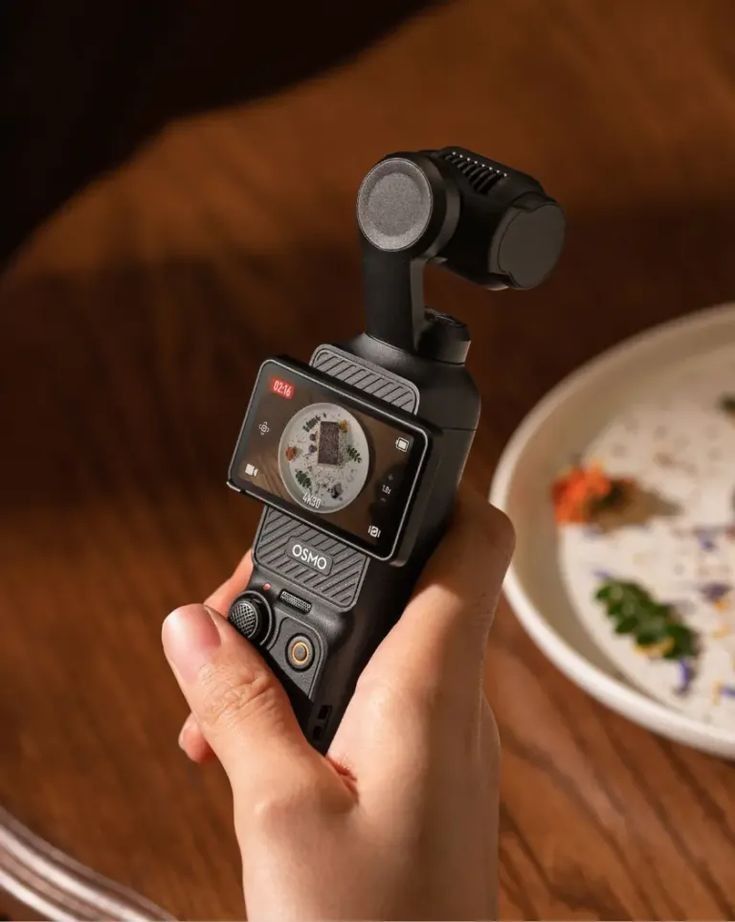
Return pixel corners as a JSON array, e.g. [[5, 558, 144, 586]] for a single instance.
[[311, 346, 418, 413], [254, 509, 367, 610]]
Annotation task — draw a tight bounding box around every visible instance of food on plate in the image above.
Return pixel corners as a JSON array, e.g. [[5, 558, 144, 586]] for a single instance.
[[594, 578, 698, 662], [552, 341, 735, 727], [551, 464, 633, 524], [317, 420, 343, 465]]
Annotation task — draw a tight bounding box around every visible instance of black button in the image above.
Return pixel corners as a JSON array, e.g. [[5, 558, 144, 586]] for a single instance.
[[228, 592, 271, 643], [287, 635, 314, 671]]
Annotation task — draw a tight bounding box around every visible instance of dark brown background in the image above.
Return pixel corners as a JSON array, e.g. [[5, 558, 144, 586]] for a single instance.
[[2, 0, 735, 918]]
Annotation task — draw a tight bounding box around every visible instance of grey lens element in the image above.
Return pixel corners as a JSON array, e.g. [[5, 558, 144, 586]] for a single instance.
[[357, 158, 433, 252]]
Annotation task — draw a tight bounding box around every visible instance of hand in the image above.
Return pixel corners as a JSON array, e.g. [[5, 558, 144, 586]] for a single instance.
[[162, 491, 513, 920]]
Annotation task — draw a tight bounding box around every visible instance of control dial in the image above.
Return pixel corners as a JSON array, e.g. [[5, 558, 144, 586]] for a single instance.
[[228, 591, 272, 644]]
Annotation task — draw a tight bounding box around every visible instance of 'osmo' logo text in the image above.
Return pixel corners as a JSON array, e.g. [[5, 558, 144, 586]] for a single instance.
[[287, 539, 333, 575]]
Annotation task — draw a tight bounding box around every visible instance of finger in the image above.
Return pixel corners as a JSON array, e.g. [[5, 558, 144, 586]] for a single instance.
[[358, 489, 514, 702], [178, 713, 215, 764], [205, 550, 253, 612], [330, 490, 512, 772], [178, 550, 255, 762], [162, 604, 329, 816]]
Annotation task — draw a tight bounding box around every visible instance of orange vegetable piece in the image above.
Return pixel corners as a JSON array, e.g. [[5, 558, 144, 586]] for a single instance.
[[552, 464, 615, 523]]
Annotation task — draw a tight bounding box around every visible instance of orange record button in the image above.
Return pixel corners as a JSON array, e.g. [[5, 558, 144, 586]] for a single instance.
[[270, 376, 295, 399]]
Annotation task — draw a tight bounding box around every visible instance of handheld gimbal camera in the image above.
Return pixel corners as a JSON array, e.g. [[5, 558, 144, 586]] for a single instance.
[[226, 147, 564, 751]]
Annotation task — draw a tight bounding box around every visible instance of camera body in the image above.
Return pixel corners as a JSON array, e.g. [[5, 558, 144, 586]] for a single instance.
[[227, 147, 564, 751]]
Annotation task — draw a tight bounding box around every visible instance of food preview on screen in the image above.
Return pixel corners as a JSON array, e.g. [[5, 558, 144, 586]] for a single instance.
[[229, 361, 428, 556]]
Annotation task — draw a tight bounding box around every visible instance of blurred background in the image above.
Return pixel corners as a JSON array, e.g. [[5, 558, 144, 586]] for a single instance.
[[2, 1, 734, 918]]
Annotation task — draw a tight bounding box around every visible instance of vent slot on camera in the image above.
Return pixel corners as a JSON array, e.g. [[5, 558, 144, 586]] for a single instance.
[[440, 149, 507, 195], [311, 705, 332, 743]]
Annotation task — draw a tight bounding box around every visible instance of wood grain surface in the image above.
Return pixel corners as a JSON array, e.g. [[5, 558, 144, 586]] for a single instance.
[[2, 0, 735, 918]]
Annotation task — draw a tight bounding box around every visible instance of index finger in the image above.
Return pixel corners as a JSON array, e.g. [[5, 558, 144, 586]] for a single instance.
[[205, 550, 254, 614], [358, 489, 514, 702]]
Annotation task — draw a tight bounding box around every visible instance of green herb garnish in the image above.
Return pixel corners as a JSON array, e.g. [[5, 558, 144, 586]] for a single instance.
[[595, 579, 698, 659], [346, 445, 362, 463], [295, 470, 312, 490]]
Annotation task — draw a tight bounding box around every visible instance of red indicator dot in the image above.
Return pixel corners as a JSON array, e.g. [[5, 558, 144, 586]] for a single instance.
[[262, 582, 272, 592]]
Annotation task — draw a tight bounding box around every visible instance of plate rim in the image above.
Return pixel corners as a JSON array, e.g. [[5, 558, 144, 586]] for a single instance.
[[490, 302, 735, 758]]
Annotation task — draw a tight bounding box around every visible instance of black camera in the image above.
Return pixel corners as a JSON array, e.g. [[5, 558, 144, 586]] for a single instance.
[[226, 147, 565, 751]]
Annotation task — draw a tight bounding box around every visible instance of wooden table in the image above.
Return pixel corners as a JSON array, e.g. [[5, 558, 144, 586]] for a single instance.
[[2, 0, 734, 917]]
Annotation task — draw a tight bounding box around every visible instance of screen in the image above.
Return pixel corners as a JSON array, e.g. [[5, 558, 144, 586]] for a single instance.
[[229, 360, 430, 558]]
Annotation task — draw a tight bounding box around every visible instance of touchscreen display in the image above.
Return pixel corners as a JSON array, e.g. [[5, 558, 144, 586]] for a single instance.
[[228, 360, 429, 558]]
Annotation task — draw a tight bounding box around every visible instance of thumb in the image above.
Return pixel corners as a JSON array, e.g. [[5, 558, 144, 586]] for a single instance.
[[162, 604, 322, 807]]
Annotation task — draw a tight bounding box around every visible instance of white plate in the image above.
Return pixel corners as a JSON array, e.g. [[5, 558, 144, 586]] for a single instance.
[[490, 303, 735, 758]]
